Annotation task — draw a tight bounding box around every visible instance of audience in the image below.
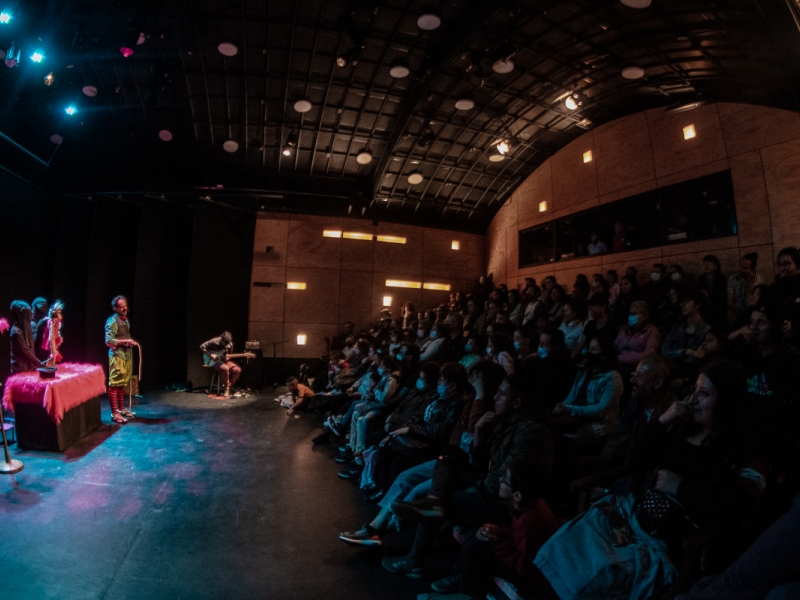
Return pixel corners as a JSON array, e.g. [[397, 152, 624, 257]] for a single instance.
[[290, 251, 800, 599]]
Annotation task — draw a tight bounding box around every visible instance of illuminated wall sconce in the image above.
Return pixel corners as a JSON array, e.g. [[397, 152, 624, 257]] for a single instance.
[[343, 231, 373, 241], [376, 235, 407, 244], [423, 282, 452, 291], [323, 230, 342, 238], [296, 334, 307, 345], [539, 201, 547, 212], [451, 240, 460, 250], [286, 282, 306, 290], [383, 296, 392, 307], [583, 150, 593, 163], [683, 124, 696, 140], [386, 279, 422, 289]]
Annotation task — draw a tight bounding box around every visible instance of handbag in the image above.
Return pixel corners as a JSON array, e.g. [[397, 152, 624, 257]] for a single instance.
[[634, 488, 694, 540]]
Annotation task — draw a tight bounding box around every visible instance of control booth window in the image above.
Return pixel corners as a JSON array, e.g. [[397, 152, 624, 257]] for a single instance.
[[519, 170, 736, 268]]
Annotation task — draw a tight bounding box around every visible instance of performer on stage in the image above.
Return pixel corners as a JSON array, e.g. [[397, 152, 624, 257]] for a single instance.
[[32, 297, 50, 361], [9, 301, 40, 374], [42, 301, 65, 367], [105, 296, 136, 424], [200, 331, 241, 398]]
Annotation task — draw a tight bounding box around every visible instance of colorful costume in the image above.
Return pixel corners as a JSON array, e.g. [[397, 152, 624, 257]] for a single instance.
[[42, 315, 64, 366], [105, 313, 132, 417]]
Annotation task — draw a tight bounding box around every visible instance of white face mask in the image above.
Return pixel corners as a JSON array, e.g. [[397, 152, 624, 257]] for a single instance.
[[651, 273, 661, 282], [417, 330, 424, 338], [671, 272, 681, 281]]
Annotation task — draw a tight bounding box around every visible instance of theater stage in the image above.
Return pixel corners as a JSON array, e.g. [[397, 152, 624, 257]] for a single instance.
[[0, 390, 433, 599]]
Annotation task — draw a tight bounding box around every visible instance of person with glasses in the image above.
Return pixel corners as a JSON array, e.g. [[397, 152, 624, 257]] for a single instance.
[[764, 247, 800, 347]]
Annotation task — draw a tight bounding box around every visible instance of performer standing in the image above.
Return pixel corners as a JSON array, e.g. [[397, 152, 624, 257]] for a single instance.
[[9, 301, 40, 374], [200, 331, 241, 398], [42, 301, 64, 367], [105, 296, 136, 424]]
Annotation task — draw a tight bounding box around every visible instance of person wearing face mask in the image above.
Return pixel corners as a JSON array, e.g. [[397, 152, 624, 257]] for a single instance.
[[611, 274, 643, 328], [643, 263, 669, 311], [614, 301, 662, 369], [438, 313, 466, 363], [764, 247, 800, 347], [387, 330, 403, 356], [552, 336, 623, 445], [558, 299, 585, 352], [487, 333, 515, 375], [415, 320, 434, 354], [512, 328, 534, 363], [525, 327, 576, 414], [420, 323, 446, 361], [459, 336, 483, 372]]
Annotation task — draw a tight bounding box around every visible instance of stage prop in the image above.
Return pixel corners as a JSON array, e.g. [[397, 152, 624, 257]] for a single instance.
[[0, 384, 23, 474], [2, 363, 106, 452]]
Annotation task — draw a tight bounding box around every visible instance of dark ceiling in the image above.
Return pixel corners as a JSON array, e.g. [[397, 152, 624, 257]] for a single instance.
[[1, 0, 800, 233]]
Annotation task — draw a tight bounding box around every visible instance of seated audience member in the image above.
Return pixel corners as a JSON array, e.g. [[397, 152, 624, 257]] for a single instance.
[[429, 459, 559, 599], [613, 221, 631, 253], [625, 265, 638, 281], [547, 285, 567, 326], [372, 363, 468, 498], [381, 374, 555, 578], [438, 313, 466, 363], [9, 301, 40, 374], [606, 270, 621, 304], [459, 335, 483, 372], [526, 327, 576, 413], [341, 336, 358, 363], [463, 298, 483, 338], [587, 232, 607, 255], [611, 274, 642, 328], [615, 300, 662, 367], [493, 310, 513, 336], [661, 289, 711, 374], [387, 330, 403, 356], [676, 492, 800, 600], [329, 321, 355, 352], [488, 333, 515, 375], [588, 276, 610, 303], [512, 328, 535, 364], [535, 361, 761, 600], [558, 299, 585, 352], [415, 320, 434, 354], [730, 283, 768, 332], [699, 254, 728, 329], [659, 284, 684, 333], [573, 293, 614, 360], [400, 302, 415, 330], [420, 323, 446, 362], [728, 252, 762, 323], [282, 376, 316, 415], [764, 247, 800, 347], [571, 279, 589, 302], [644, 263, 669, 311], [313, 362, 378, 444], [668, 263, 690, 288], [601, 354, 675, 469], [522, 284, 542, 326], [552, 336, 623, 445], [507, 289, 524, 328]]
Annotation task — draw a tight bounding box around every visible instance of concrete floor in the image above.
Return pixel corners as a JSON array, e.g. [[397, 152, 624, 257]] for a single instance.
[[0, 390, 436, 600]]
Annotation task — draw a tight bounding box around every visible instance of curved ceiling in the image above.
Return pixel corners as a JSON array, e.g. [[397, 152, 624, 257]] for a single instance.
[[1, 0, 799, 232]]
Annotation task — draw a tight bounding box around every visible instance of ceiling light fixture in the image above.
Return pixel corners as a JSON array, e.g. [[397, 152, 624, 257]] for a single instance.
[[492, 59, 514, 74], [0, 12, 12, 24], [82, 85, 97, 97], [4, 43, 20, 67], [356, 151, 372, 165], [407, 173, 423, 185], [217, 42, 238, 57], [158, 130, 173, 142], [496, 140, 510, 155], [454, 99, 474, 111], [120, 27, 141, 57], [666, 99, 705, 113], [389, 64, 410, 78], [223, 140, 239, 153], [564, 93, 583, 110], [489, 154, 504, 163], [64, 105, 77, 116], [293, 99, 312, 113], [621, 66, 644, 79], [30, 51, 44, 63], [417, 13, 441, 30], [282, 132, 298, 157]]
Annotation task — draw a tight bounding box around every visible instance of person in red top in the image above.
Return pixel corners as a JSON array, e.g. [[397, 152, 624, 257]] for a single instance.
[[284, 376, 315, 415], [430, 458, 560, 598]]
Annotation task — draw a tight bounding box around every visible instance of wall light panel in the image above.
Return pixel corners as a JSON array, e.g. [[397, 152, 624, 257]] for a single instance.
[[539, 201, 547, 212], [583, 150, 593, 163], [296, 334, 307, 345], [683, 124, 696, 140], [386, 279, 422, 289], [383, 296, 392, 306], [286, 282, 306, 290], [323, 230, 342, 238], [376, 235, 406, 244], [423, 282, 451, 291], [451, 240, 460, 250], [343, 231, 373, 241]]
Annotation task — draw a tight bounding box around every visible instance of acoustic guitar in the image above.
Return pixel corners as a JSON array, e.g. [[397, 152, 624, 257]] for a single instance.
[[203, 351, 255, 367]]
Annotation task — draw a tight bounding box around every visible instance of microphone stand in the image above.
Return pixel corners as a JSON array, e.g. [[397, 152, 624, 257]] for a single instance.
[[0, 384, 23, 475]]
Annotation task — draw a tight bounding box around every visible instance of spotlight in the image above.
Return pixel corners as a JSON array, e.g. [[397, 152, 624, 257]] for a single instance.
[[4, 43, 20, 67], [417, 13, 441, 30], [65, 106, 77, 116], [564, 93, 582, 110], [496, 140, 510, 155], [120, 27, 141, 58], [30, 52, 44, 63], [282, 133, 298, 157], [44, 72, 55, 86], [0, 12, 11, 24]]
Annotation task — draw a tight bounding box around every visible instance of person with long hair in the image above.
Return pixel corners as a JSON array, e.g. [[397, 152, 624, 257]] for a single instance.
[[42, 300, 65, 367], [9, 301, 39, 374]]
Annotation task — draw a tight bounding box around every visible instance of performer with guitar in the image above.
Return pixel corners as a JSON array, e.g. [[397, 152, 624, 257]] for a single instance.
[[105, 295, 136, 424], [201, 331, 253, 398]]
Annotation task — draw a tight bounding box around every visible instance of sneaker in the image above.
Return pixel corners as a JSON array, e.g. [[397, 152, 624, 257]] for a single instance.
[[334, 454, 352, 464], [431, 574, 462, 593], [381, 555, 424, 579], [338, 468, 361, 480], [327, 419, 343, 437], [390, 498, 445, 522], [339, 525, 382, 546]]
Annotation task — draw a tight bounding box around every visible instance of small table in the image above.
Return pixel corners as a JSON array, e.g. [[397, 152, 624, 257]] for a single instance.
[[2, 363, 107, 452]]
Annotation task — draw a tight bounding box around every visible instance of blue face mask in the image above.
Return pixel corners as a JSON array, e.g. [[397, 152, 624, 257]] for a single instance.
[[628, 314, 639, 327], [513, 341, 521, 351], [537, 347, 548, 359], [416, 378, 425, 390], [377, 367, 385, 376], [464, 343, 473, 352], [437, 384, 449, 398], [430, 331, 437, 339]]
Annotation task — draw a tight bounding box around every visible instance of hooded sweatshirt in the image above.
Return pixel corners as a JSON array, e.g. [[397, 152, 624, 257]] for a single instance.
[[10, 301, 39, 373]]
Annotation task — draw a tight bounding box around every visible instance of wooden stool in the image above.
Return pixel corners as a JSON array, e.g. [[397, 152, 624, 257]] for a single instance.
[[204, 366, 222, 396]]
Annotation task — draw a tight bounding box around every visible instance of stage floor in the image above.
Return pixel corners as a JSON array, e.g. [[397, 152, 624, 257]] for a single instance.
[[0, 389, 437, 599]]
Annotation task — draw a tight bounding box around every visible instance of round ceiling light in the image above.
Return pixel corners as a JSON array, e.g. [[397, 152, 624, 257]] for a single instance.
[[223, 140, 239, 153], [82, 85, 98, 97], [50, 134, 63, 144], [407, 173, 424, 185], [137, 32, 146, 46], [389, 64, 410, 78], [620, 0, 651, 7], [621, 66, 644, 79], [492, 59, 514, 74], [158, 129, 173, 142], [489, 154, 505, 162], [356, 151, 372, 165], [218, 42, 238, 57], [417, 13, 441, 30], [455, 99, 475, 111], [294, 99, 312, 113]]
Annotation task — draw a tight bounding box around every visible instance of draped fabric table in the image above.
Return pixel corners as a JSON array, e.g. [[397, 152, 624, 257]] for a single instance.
[[2, 363, 106, 451]]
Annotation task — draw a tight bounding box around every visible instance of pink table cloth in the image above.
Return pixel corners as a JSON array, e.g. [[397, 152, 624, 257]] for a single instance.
[[2, 363, 106, 425]]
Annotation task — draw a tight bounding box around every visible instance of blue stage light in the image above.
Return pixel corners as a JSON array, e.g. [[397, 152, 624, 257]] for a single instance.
[[31, 52, 44, 63], [0, 12, 12, 24], [65, 106, 77, 116]]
